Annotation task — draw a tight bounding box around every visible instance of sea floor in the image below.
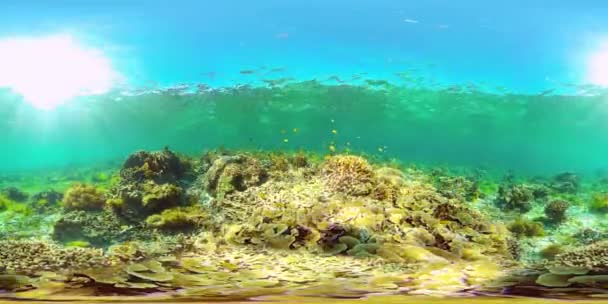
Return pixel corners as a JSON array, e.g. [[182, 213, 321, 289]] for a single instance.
[[1, 148, 608, 302]]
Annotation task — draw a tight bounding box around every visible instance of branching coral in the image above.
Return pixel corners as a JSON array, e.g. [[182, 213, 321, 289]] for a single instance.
[[322, 155, 375, 196], [62, 183, 106, 211]]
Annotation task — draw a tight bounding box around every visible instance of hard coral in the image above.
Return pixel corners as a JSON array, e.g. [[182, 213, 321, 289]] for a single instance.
[[52, 210, 146, 247], [0, 240, 109, 275], [552, 241, 608, 272], [62, 183, 106, 211], [507, 218, 545, 237], [322, 155, 374, 196], [203, 154, 268, 198], [495, 184, 535, 212], [110, 149, 187, 222], [544, 200, 569, 223], [120, 147, 190, 184]]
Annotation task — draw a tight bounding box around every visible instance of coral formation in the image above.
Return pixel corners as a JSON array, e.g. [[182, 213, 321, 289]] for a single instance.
[[107, 149, 193, 223], [544, 199, 569, 223], [495, 184, 535, 212], [52, 210, 146, 247], [0, 240, 108, 275], [202, 153, 268, 199], [4, 148, 601, 298], [62, 183, 106, 211], [507, 218, 545, 237], [321, 155, 374, 196]]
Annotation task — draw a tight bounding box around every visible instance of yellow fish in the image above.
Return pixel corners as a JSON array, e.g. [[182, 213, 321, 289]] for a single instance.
[[329, 145, 336, 152], [332, 129, 338, 134], [293, 128, 299, 133]]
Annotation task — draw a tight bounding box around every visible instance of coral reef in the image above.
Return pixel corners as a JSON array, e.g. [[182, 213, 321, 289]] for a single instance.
[[120, 147, 191, 184], [107, 149, 192, 223], [52, 210, 149, 247], [62, 184, 106, 211], [321, 155, 374, 196], [507, 218, 545, 237], [0, 240, 108, 275], [495, 184, 535, 212], [202, 153, 268, 199], [544, 199, 569, 223], [3, 148, 605, 299]]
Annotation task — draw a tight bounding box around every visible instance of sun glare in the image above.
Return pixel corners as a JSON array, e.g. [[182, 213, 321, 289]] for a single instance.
[[0, 34, 119, 110], [587, 44, 608, 87]]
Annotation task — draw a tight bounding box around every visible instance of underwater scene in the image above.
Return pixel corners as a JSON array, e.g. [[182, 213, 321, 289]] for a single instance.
[[3, 0, 608, 303]]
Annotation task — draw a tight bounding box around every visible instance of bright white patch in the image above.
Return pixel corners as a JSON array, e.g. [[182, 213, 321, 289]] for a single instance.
[[403, 19, 419, 24], [0, 34, 119, 110], [587, 45, 608, 87]]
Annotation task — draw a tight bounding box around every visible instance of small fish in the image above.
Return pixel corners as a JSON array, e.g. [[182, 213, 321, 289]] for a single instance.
[[280, 129, 287, 134], [329, 145, 336, 153], [332, 129, 338, 134], [403, 19, 419, 24], [378, 147, 384, 153], [293, 128, 299, 133], [330, 119, 335, 123], [283, 139, 289, 143], [240, 69, 257, 75], [270, 67, 286, 73]]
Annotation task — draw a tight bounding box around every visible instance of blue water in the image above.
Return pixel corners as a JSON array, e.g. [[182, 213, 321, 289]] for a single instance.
[[2, 0, 606, 90]]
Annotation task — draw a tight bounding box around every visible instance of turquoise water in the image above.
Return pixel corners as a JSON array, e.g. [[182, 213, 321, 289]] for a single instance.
[[2, 84, 608, 175], [1, 0, 608, 174]]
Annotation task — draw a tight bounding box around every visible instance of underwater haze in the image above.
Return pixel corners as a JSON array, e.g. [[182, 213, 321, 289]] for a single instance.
[[5, 1, 608, 303], [1, 0, 608, 174]]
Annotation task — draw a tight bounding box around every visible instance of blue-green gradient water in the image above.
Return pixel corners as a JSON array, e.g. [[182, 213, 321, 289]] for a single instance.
[[1, 0, 608, 175]]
